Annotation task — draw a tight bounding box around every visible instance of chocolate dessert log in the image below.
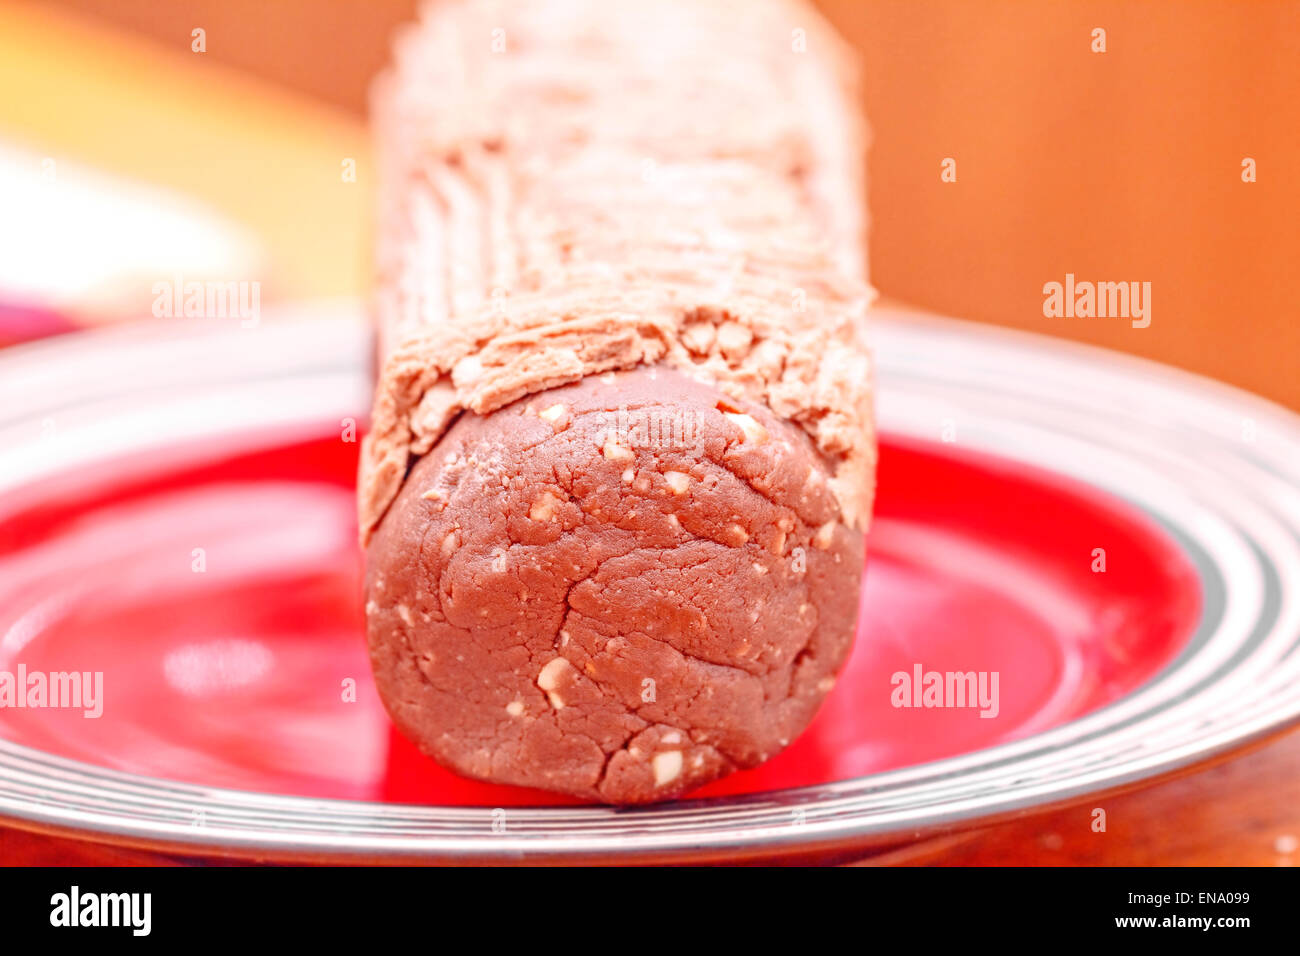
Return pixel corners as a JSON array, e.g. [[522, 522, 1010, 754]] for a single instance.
[[359, 0, 876, 803]]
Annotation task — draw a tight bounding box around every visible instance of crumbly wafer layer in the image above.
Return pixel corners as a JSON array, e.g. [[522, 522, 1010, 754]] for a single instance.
[[359, 0, 876, 544]]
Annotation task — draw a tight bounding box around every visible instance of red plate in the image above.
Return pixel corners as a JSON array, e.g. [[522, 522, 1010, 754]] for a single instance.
[[1, 311, 1296, 864], [0, 429, 1198, 806]]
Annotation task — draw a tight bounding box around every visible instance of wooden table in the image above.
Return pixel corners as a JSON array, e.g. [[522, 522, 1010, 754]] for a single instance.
[[905, 729, 1300, 866]]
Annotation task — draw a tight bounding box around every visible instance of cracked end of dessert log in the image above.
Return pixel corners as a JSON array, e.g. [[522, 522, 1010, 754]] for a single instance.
[[365, 364, 863, 803]]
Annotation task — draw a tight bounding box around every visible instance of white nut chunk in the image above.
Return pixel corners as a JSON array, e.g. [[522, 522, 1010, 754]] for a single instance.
[[537, 657, 573, 710], [723, 411, 767, 444], [602, 436, 635, 460], [529, 490, 563, 522], [652, 750, 683, 786], [663, 470, 691, 495]]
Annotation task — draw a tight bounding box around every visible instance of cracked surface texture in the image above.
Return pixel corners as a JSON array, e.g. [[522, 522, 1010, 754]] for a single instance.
[[367, 367, 863, 802]]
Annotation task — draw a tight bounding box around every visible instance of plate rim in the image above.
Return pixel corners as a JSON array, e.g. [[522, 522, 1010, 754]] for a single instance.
[[2, 305, 1298, 863]]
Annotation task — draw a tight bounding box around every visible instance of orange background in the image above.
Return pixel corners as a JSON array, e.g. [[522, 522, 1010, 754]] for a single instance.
[[10, 0, 1297, 410]]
